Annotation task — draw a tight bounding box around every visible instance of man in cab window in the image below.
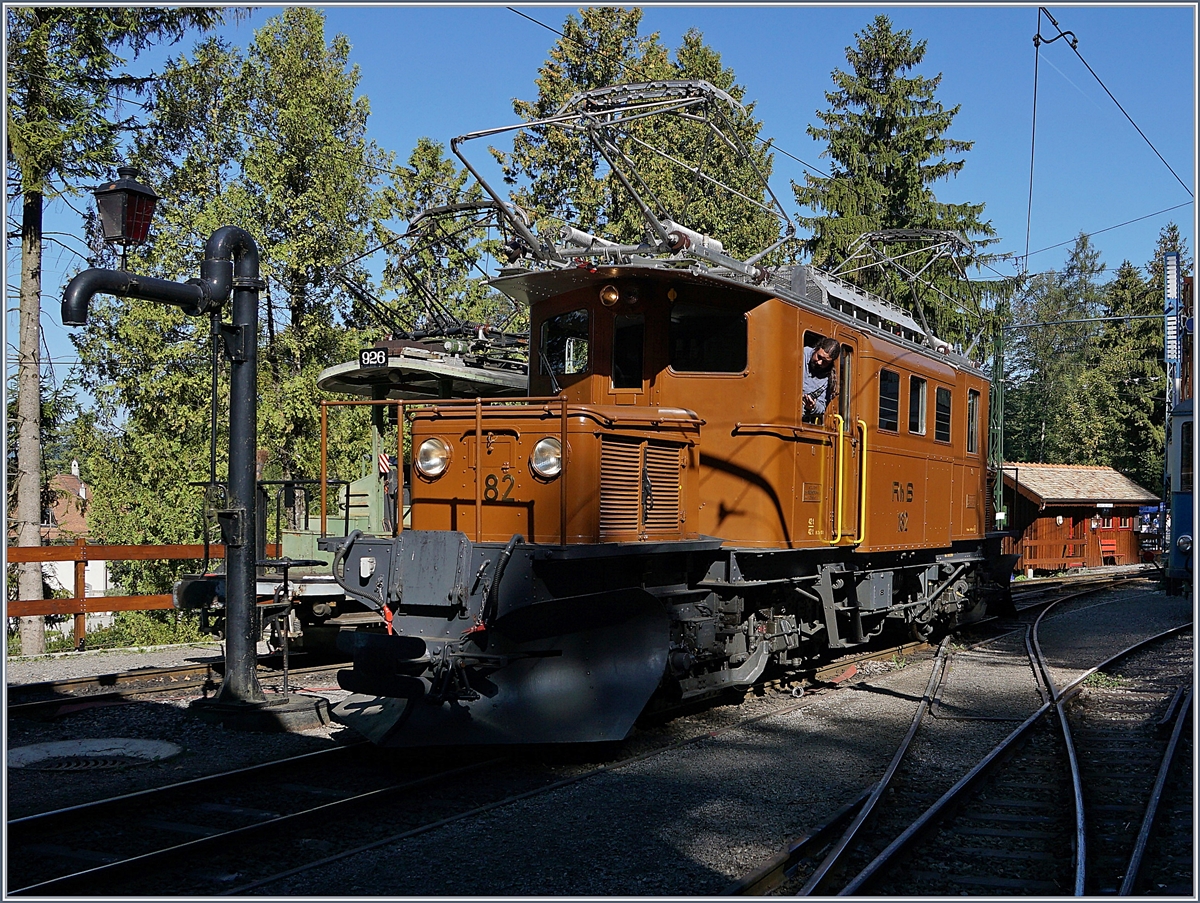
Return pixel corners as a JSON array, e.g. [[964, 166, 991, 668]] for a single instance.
[[802, 337, 842, 422]]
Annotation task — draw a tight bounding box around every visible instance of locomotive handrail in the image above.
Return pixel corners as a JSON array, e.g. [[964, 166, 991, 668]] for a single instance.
[[856, 419, 868, 546], [829, 413, 846, 545], [732, 421, 829, 440], [414, 402, 702, 431], [474, 398, 484, 542], [319, 398, 407, 539]]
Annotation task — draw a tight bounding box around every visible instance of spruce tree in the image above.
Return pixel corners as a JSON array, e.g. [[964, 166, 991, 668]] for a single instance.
[[496, 8, 778, 259], [7, 7, 226, 650], [1004, 234, 1106, 465], [69, 9, 394, 588], [1094, 260, 1165, 491], [793, 15, 994, 340]]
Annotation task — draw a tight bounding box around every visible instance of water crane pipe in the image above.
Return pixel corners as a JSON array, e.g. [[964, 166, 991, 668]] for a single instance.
[[61, 226, 266, 705]]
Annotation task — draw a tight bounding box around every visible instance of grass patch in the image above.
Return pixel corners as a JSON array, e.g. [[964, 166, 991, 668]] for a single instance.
[[7, 610, 207, 656], [1083, 670, 1126, 689]]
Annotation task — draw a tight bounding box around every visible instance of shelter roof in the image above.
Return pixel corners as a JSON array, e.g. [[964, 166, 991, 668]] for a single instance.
[[1002, 463, 1158, 508]]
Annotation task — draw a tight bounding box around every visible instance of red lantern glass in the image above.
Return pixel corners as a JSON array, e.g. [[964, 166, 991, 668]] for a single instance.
[[94, 166, 158, 247]]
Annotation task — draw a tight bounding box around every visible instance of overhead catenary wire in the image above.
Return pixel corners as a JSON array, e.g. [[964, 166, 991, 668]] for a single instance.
[[12, 11, 1189, 291], [1038, 7, 1192, 200], [505, 5, 1189, 292], [1023, 7, 1044, 280], [10, 7, 1189, 328]]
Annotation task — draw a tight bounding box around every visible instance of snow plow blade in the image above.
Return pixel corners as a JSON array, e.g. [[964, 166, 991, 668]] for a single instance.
[[330, 588, 668, 746]]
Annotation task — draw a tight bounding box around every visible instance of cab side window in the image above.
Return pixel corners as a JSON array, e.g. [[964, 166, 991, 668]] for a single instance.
[[1181, 420, 1193, 493], [879, 369, 900, 432], [967, 389, 980, 454], [909, 377, 927, 435], [541, 308, 590, 376], [935, 386, 952, 443]]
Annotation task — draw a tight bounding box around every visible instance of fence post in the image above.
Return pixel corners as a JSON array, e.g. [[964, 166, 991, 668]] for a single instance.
[[73, 537, 87, 650]]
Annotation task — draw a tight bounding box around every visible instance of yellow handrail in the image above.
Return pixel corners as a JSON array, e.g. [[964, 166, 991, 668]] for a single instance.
[[856, 419, 868, 545], [828, 413, 845, 545]]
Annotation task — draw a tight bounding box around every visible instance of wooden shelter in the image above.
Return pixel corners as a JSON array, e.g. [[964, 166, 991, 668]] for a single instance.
[[998, 463, 1158, 574]]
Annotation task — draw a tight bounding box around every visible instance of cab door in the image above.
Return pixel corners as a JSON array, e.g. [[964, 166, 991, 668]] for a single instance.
[[830, 336, 863, 546]]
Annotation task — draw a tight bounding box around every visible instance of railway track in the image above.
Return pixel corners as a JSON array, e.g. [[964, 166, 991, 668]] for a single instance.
[[724, 581, 1192, 896], [6, 658, 349, 720], [9, 572, 1178, 895], [7, 640, 938, 896], [6, 741, 508, 895], [6, 570, 1147, 721]]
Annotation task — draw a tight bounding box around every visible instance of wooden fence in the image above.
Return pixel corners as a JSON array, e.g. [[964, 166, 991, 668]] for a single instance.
[[7, 538, 277, 649]]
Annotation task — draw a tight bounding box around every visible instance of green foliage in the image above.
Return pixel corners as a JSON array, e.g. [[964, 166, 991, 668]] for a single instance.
[[68, 9, 395, 589], [792, 15, 995, 341], [1005, 233, 1108, 464], [5, 7, 227, 194], [382, 138, 521, 333], [1004, 224, 1191, 494], [1082, 670, 1126, 689], [496, 7, 780, 260], [6, 610, 207, 656], [6, 374, 83, 524]]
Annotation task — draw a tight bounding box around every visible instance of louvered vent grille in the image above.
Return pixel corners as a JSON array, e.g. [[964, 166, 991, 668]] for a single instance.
[[600, 439, 642, 533], [643, 444, 681, 531], [600, 438, 682, 536]]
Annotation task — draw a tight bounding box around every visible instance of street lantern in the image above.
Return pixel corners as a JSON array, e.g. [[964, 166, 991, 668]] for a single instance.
[[93, 166, 158, 265]]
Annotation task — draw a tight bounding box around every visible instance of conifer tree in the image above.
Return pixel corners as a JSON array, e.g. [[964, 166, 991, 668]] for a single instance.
[[793, 15, 994, 338], [7, 7, 226, 650], [69, 9, 394, 588], [1004, 234, 1106, 465], [497, 7, 778, 259], [1092, 260, 1165, 491]]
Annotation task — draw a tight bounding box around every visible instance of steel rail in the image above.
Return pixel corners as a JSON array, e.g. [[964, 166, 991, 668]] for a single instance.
[[8, 742, 366, 832], [8, 661, 351, 719], [10, 756, 504, 897], [795, 639, 951, 895], [836, 620, 1191, 895], [9, 661, 224, 696], [968, 576, 1148, 648], [1120, 686, 1194, 895], [223, 686, 832, 896], [720, 789, 874, 895], [1030, 596, 1088, 895]]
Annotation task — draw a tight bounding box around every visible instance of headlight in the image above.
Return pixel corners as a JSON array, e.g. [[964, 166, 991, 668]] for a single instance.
[[530, 437, 562, 479], [415, 437, 451, 478], [1177, 534, 1193, 554]]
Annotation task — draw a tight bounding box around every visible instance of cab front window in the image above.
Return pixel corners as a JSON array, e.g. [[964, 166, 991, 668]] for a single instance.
[[541, 308, 590, 376]]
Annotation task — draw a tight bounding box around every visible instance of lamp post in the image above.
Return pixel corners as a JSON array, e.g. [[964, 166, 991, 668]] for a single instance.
[[92, 166, 159, 270]]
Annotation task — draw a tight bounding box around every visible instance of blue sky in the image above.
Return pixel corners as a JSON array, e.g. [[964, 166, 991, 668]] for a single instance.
[[9, 3, 1197, 392]]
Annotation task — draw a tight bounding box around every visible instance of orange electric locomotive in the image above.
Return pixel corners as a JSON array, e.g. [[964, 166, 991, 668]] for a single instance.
[[323, 82, 1012, 746]]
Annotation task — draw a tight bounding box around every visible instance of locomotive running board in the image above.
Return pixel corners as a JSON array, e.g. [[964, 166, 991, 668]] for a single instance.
[[330, 587, 669, 746]]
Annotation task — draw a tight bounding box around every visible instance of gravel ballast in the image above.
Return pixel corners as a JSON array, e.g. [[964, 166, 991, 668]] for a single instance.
[[5, 582, 1190, 895]]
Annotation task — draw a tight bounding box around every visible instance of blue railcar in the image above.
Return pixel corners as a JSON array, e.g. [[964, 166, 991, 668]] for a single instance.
[[1165, 397, 1193, 595]]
